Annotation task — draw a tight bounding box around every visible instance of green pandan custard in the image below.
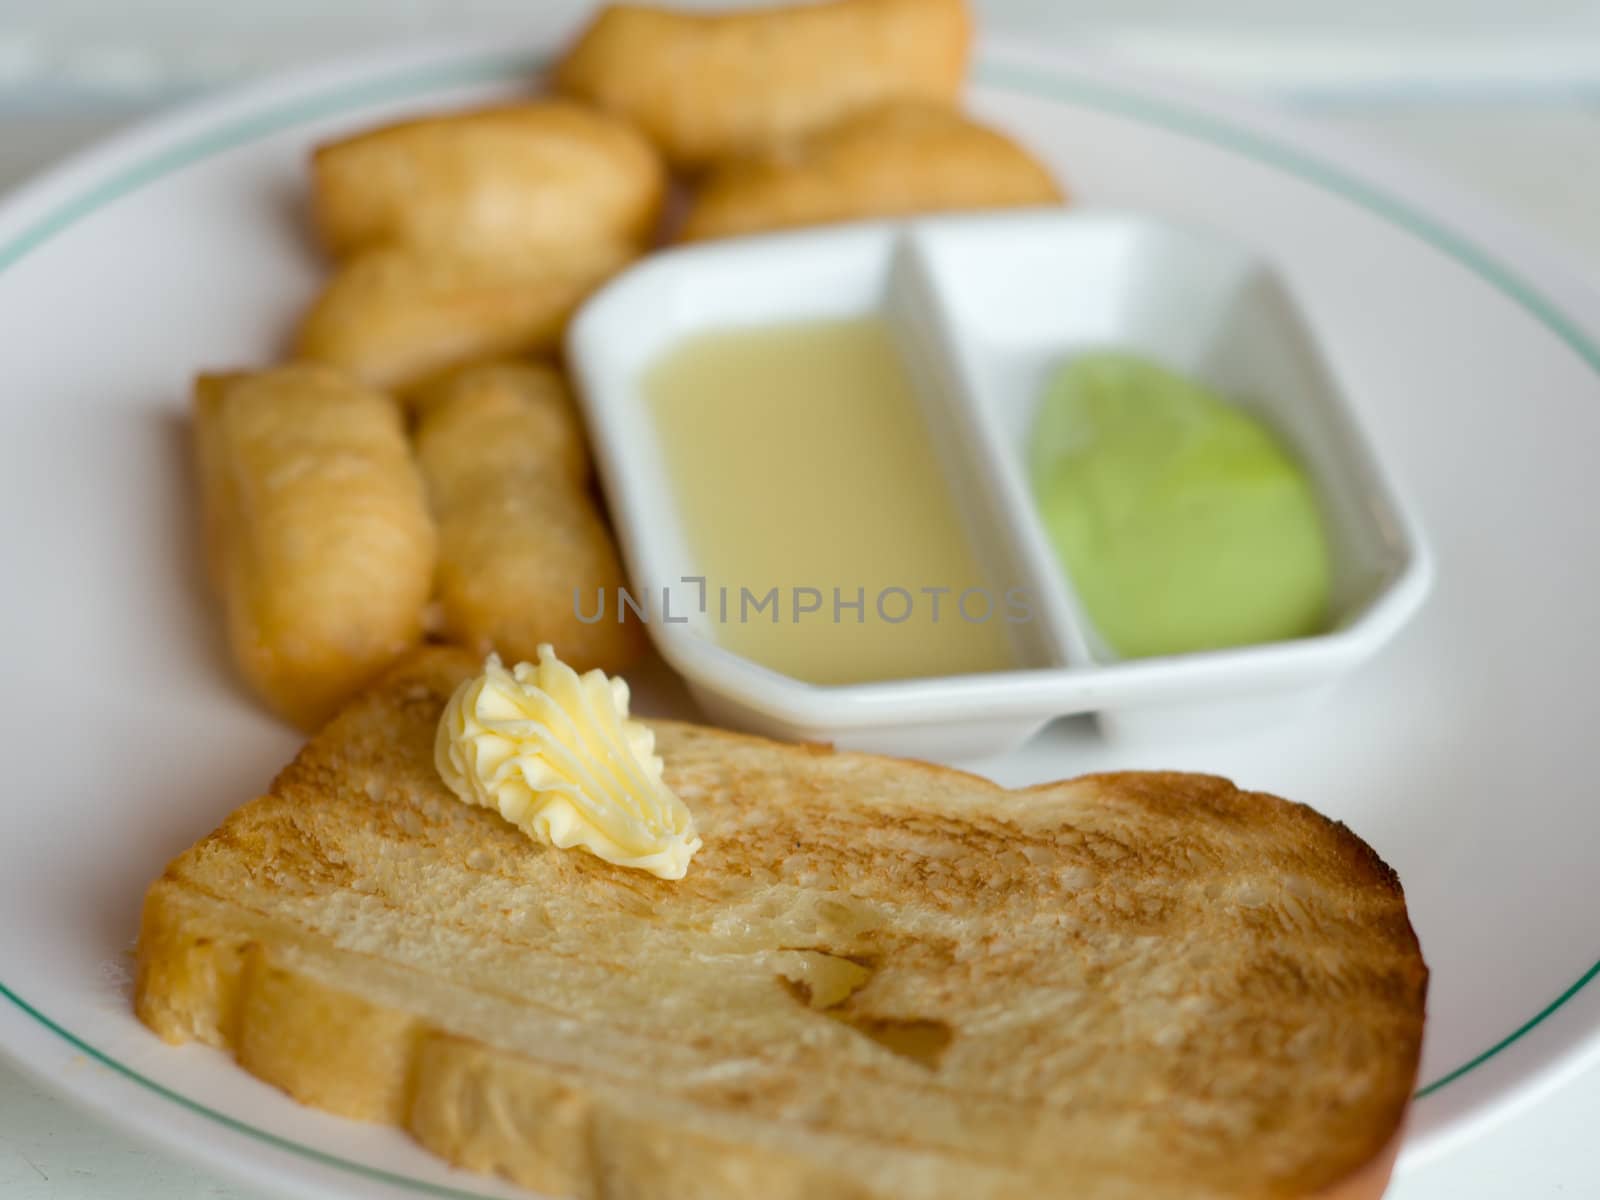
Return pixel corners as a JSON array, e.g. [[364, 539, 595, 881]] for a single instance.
[[1029, 352, 1332, 659]]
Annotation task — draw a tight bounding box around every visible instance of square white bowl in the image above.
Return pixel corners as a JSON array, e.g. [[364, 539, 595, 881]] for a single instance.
[[565, 210, 1431, 758]]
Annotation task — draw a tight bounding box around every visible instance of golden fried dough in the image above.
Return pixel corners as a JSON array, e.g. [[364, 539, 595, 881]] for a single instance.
[[311, 101, 666, 261], [554, 0, 971, 168], [194, 364, 436, 729], [413, 363, 645, 674], [680, 99, 1063, 241], [294, 245, 631, 394]]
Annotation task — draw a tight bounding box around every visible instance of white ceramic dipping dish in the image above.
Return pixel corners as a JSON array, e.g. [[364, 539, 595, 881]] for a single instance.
[[566, 210, 1431, 758]]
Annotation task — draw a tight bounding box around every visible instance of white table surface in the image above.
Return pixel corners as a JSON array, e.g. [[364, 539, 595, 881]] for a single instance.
[[2, 69, 1599, 1200]]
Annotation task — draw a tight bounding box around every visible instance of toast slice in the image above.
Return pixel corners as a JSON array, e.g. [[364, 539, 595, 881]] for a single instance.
[[136, 647, 1425, 1199]]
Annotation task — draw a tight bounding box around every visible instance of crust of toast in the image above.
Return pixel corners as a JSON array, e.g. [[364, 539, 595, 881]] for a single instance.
[[136, 648, 1426, 1199]]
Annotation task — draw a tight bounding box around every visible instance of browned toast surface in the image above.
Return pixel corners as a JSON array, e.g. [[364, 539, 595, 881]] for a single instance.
[[136, 647, 1425, 1199]]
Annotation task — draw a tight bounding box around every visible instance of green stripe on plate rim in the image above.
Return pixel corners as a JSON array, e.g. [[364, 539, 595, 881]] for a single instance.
[[0, 43, 1594, 1188], [0, 979, 497, 1200]]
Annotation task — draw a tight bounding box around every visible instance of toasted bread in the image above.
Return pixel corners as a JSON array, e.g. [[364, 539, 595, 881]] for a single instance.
[[136, 647, 1425, 1199]]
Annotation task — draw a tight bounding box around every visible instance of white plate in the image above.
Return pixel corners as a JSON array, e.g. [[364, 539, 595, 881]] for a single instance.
[[2, 26, 1598, 1200]]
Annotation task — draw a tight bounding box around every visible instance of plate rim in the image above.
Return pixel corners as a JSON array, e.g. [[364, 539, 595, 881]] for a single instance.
[[3, 29, 1598, 1193]]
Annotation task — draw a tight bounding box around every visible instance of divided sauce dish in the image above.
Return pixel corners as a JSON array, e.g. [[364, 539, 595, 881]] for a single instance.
[[565, 209, 1431, 757]]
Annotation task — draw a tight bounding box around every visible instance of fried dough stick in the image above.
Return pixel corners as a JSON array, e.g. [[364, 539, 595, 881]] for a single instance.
[[680, 100, 1064, 241], [310, 101, 666, 260], [555, 0, 972, 168], [194, 364, 436, 729], [414, 363, 644, 674], [295, 245, 629, 395], [299, 101, 662, 393]]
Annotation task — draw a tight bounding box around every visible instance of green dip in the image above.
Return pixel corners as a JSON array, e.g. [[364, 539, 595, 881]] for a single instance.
[[1029, 352, 1332, 659]]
